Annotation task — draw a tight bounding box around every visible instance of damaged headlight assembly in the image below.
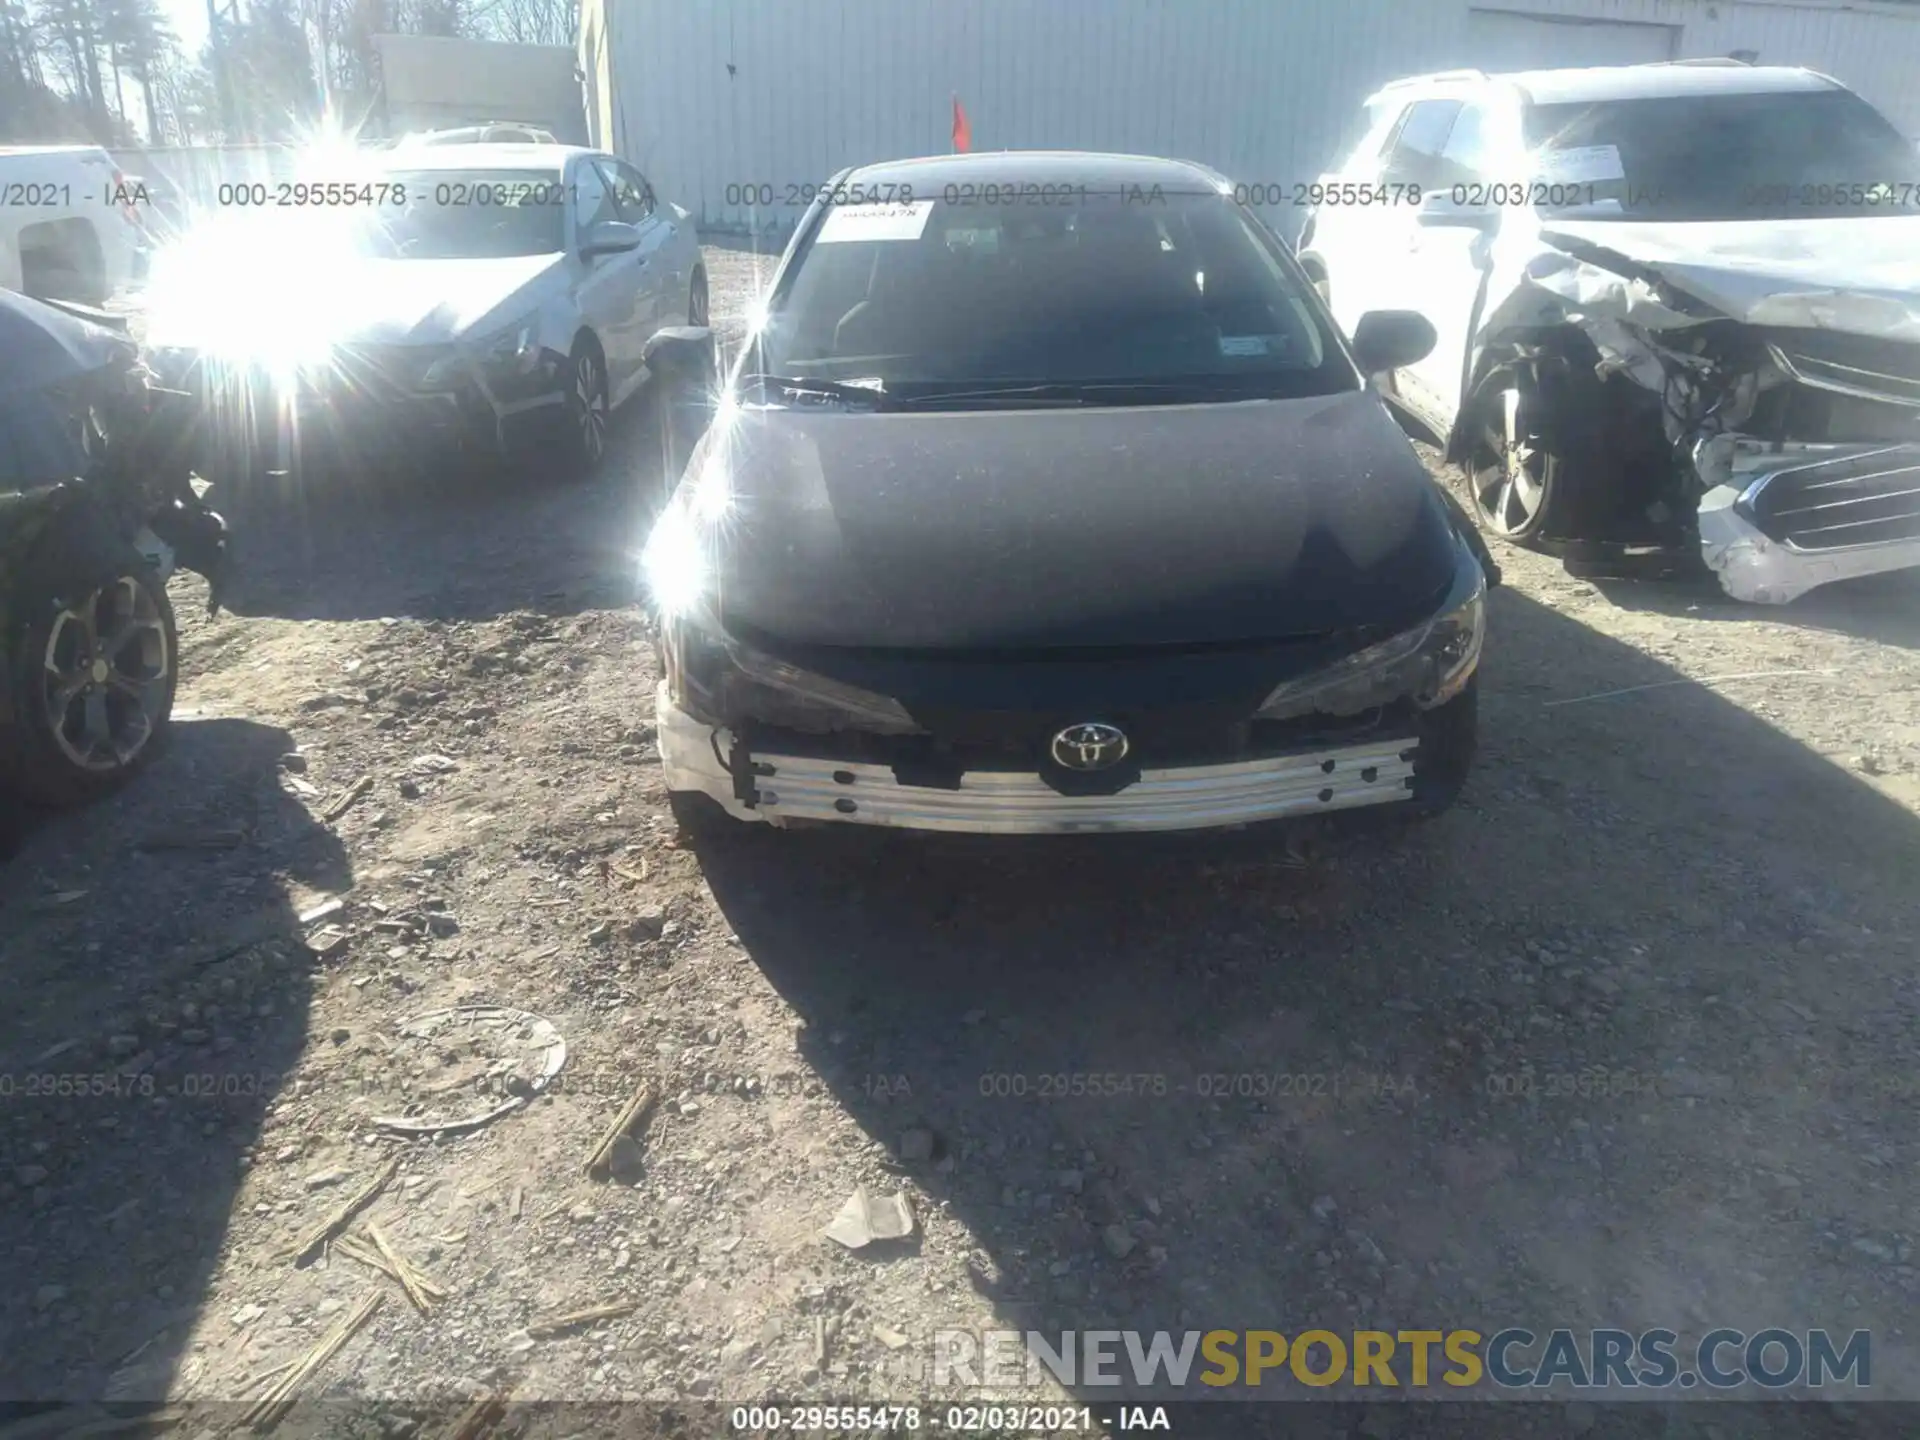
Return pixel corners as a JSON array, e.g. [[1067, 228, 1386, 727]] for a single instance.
[[645, 452, 920, 738], [1255, 545, 1486, 722], [421, 316, 541, 389], [664, 611, 924, 736]]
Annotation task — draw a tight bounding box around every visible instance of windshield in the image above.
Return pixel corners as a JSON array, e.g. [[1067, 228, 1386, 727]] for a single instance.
[[753, 189, 1354, 402], [348, 169, 567, 258], [1524, 89, 1920, 220]]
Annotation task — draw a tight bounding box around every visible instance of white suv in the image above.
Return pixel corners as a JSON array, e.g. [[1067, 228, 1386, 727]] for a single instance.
[[0, 145, 148, 304], [1296, 62, 1920, 602]]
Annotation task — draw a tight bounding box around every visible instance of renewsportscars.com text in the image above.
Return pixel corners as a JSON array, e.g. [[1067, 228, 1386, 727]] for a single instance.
[[926, 1327, 1870, 1391]]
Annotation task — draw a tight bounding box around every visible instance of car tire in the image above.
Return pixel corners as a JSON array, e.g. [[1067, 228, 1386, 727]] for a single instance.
[[1405, 676, 1477, 819], [668, 789, 731, 843], [558, 341, 611, 477], [3, 548, 178, 808], [1463, 365, 1602, 545]]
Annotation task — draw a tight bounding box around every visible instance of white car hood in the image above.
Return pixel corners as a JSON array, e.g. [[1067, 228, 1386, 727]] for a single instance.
[[146, 244, 568, 352], [323, 254, 569, 345], [1534, 216, 1920, 341]]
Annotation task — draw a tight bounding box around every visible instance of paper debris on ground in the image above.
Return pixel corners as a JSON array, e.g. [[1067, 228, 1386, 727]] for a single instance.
[[823, 1186, 915, 1249]]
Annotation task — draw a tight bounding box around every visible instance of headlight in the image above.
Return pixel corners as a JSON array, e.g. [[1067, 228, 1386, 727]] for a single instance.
[[1256, 551, 1486, 721], [665, 609, 922, 736], [480, 320, 541, 374], [422, 317, 540, 388]]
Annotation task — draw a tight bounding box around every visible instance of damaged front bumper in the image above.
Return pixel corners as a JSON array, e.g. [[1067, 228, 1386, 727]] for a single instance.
[[1697, 441, 1920, 604], [152, 342, 571, 473], [1468, 226, 1920, 603], [656, 684, 1423, 835]]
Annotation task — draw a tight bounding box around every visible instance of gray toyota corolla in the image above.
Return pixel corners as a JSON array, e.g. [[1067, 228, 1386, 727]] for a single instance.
[[642, 151, 1497, 837]]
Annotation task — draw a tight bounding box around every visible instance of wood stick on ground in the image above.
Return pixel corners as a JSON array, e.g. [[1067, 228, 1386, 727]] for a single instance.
[[334, 1231, 448, 1307], [241, 1357, 301, 1395], [281, 1154, 399, 1264], [241, 1290, 383, 1432], [365, 1220, 439, 1313], [438, 1389, 511, 1440], [331, 1231, 388, 1275], [527, 1299, 640, 1340], [582, 1079, 659, 1179], [321, 775, 374, 823]]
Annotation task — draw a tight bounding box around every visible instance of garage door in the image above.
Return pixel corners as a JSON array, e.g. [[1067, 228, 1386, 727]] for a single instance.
[[1467, 9, 1678, 71]]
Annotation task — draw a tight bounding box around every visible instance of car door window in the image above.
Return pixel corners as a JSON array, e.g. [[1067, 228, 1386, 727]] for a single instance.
[[1382, 98, 1465, 189], [603, 160, 657, 221], [1345, 100, 1409, 177], [572, 159, 619, 245], [1438, 104, 1494, 185]]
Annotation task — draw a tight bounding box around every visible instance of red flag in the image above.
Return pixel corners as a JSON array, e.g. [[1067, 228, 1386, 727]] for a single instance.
[[952, 94, 972, 154]]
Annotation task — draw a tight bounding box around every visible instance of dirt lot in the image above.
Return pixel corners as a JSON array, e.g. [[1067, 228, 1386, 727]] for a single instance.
[[3, 241, 1920, 1432]]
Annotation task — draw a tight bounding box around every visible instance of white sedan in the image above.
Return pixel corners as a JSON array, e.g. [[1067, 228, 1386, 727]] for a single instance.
[[145, 143, 708, 476]]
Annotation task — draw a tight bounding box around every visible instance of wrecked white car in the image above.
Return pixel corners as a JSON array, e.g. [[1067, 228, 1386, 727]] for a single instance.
[[1299, 61, 1920, 603]]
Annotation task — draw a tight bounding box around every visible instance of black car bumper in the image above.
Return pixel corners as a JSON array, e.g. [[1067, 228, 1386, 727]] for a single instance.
[[151, 345, 569, 474]]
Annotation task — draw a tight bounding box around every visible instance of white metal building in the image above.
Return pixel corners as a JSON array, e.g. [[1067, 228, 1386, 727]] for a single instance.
[[374, 34, 589, 144], [580, 0, 1920, 236]]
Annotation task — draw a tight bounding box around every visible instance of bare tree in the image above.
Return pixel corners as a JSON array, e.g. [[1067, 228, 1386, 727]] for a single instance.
[[477, 0, 572, 46], [147, 44, 218, 141], [32, 0, 106, 130], [223, 0, 319, 138], [97, 0, 176, 141]]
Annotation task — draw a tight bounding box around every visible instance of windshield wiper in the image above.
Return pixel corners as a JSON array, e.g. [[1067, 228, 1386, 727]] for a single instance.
[[888, 379, 1280, 410], [736, 373, 888, 408]]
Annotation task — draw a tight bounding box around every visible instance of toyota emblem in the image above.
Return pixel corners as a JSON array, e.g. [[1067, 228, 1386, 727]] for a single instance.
[[1050, 721, 1130, 771]]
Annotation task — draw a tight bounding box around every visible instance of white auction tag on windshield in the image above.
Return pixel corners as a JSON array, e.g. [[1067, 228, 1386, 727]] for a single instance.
[[1532, 144, 1626, 184], [815, 200, 936, 243]]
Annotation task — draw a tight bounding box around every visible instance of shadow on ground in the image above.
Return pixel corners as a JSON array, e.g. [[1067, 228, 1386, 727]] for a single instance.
[[689, 585, 1920, 1412], [1589, 566, 1920, 652], [205, 386, 699, 628], [0, 717, 349, 1404]]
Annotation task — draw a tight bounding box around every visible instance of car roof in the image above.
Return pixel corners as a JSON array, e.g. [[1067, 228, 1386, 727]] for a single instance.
[[372, 142, 598, 171], [0, 144, 113, 157], [1372, 62, 1839, 108], [401, 124, 558, 144], [843, 150, 1228, 194], [1506, 62, 1838, 105]]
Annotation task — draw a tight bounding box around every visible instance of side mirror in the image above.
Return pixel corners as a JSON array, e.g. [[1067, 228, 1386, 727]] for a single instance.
[[1350, 310, 1437, 373], [643, 326, 717, 384], [1415, 192, 1499, 232], [580, 219, 643, 258]]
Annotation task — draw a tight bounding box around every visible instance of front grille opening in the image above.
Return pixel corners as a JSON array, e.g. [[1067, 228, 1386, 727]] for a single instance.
[[742, 699, 1416, 774], [1749, 452, 1920, 551]]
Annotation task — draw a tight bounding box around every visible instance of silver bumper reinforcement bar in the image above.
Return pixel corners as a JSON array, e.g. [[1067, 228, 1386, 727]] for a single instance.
[[657, 685, 1418, 835]]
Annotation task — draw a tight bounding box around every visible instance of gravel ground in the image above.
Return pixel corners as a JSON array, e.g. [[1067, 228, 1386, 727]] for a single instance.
[[2, 240, 1918, 1434]]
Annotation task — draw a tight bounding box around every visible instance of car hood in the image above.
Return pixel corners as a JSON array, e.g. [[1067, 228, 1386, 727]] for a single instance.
[[145, 249, 566, 352], [320, 255, 567, 345], [1537, 216, 1920, 340], [693, 390, 1458, 651]]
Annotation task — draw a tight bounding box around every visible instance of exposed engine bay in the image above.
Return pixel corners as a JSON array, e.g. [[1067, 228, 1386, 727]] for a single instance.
[[1449, 216, 1920, 603]]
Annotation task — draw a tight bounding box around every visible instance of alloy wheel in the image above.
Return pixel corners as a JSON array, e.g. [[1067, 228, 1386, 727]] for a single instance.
[[575, 354, 608, 466], [1471, 386, 1549, 536], [40, 574, 173, 773]]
